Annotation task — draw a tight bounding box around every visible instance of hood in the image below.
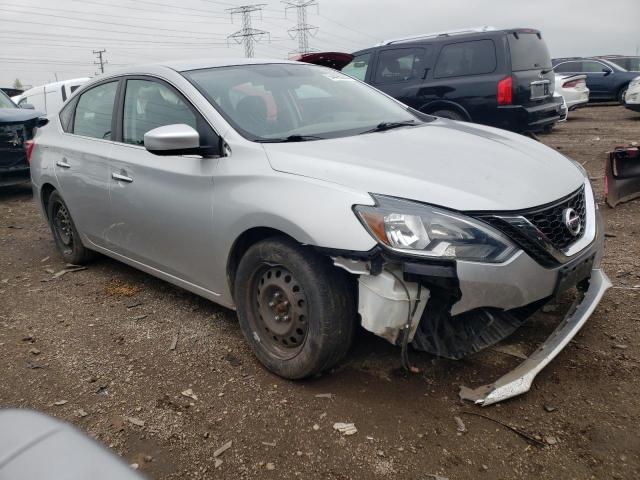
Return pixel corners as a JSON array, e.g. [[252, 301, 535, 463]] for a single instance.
[[262, 120, 585, 211], [0, 108, 44, 126]]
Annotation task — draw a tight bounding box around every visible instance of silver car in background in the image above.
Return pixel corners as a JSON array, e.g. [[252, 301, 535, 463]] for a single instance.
[[30, 59, 610, 405]]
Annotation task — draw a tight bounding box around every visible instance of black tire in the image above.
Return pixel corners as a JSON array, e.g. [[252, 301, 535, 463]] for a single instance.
[[47, 190, 95, 265], [431, 109, 466, 121], [618, 85, 628, 104], [234, 237, 355, 379]]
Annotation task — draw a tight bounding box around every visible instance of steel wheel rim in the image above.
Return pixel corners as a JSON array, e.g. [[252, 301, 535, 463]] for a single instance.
[[53, 203, 74, 253], [252, 265, 309, 359]]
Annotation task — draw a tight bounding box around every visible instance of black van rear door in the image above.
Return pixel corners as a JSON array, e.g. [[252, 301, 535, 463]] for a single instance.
[[507, 31, 555, 106]]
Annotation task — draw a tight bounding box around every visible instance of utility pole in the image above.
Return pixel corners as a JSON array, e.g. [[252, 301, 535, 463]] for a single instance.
[[282, 0, 318, 55], [93, 48, 107, 74], [226, 5, 269, 58]]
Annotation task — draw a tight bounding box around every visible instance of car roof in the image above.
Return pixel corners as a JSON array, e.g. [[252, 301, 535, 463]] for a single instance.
[[158, 57, 299, 72]]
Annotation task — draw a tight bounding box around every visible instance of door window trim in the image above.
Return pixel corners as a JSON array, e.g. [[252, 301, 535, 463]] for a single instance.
[[60, 77, 123, 143], [114, 75, 222, 151], [371, 47, 428, 86]]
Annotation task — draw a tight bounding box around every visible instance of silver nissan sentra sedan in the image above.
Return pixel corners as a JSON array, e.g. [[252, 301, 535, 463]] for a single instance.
[[29, 59, 610, 405]]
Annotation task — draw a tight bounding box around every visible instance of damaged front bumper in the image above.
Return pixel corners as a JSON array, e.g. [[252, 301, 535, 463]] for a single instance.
[[331, 184, 610, 404], [459, 267, 611, 405]]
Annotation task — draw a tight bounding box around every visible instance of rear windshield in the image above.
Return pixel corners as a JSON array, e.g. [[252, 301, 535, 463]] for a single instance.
[[0, 90, 16, 109], [508, 32, 552, 71]]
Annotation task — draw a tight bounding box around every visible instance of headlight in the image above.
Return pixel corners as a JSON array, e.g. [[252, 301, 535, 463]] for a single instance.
[[354, 195, 516, 263], [629, 76, 640, 88]]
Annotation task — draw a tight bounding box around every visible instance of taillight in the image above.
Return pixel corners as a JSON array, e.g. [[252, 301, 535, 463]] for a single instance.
[[563, 79, 585, 89], [25, 139, 35, 164], [497, 76, 513, 105]]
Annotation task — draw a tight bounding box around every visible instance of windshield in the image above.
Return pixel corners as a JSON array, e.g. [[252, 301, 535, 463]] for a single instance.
[[182, 63, 421, 141], [0, 90, 17, 109], [508, 32, 552, 71]]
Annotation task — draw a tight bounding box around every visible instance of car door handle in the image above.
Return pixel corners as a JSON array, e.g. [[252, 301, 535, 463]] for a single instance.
[[112, 172, 133, 183], [56, 159, 71, 169]]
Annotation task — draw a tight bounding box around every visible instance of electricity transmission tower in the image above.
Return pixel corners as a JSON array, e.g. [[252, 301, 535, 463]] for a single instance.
[[93, 49, 107, 74], [283, 0, 318, 55], [226, 5, 269, 58]]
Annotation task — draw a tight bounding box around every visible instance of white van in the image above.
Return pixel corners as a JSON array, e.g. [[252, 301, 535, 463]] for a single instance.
[[15, 78, 90, 116]]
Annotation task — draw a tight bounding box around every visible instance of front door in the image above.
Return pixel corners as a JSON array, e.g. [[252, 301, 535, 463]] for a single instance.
[[369, 47, 433, 110], [106, 77, 221, 290]]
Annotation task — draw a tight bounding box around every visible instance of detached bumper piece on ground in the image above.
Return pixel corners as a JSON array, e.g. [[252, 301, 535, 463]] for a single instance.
[[459, 269, 611, 406], [605, 145, 640, 207]]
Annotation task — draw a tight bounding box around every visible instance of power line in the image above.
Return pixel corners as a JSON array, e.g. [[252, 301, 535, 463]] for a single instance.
[[226, 5, 270, 58], [93, 49, 107, 74], [282, 0, 318, 55]]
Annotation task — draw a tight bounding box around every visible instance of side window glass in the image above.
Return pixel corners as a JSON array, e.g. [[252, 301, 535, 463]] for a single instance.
[[374, 48, 428, 84], [73, 81, 118, 139], [123, 79, 197, 146], [434, 40, 497, 78], [342, 53, 371, 81], [554, 61, 582, 73], [582, 61, 607, 73], [59, 99, 75, 132]]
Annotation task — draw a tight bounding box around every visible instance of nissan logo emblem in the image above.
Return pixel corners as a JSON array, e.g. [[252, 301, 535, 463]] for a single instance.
[[563, 208, 582, 236]]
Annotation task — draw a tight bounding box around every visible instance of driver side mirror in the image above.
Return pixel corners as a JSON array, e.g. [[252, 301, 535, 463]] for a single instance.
[[144, 124, 220, 157], [602, 68, 613, 76]]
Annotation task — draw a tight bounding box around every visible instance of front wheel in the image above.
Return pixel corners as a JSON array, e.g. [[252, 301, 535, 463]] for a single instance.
[[234, 237, 355, 379]]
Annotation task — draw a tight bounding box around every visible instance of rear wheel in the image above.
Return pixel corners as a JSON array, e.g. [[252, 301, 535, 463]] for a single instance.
[[618, 85, 628, 104], [234, 237, 355, 379], [47, 190, 95, 264], [431, 109, 466, 121]]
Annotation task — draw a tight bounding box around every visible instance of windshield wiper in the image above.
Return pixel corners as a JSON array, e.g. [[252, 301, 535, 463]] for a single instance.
[[359, 120, 418, 135], [258, 134, 325, 143]]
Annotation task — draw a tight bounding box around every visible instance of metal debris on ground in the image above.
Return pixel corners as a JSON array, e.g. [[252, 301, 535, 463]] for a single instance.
[[333, 422, 357, 435], [181, 388, 198, 401], [52, 265, 87, 279], [314, 393, 334, 399], [261, 441, 276, 447], [53, 400, 68, 406], [213, 440, 232, 458], [169, 334, 179, 351], [454, 416, 466, 433], [461, 411, 546, 447]]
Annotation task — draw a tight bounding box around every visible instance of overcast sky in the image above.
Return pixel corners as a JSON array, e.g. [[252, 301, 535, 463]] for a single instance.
[[1, 0, 638, 88]]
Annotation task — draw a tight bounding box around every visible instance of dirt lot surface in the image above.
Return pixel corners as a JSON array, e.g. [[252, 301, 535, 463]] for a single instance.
[[1, 105, 639, 479]]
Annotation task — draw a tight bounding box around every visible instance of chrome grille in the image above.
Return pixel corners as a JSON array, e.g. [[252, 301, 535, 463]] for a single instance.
[[476, 187, 588, 267]]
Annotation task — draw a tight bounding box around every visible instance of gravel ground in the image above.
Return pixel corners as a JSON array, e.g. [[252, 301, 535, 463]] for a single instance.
[[1, 105, 639, 479]]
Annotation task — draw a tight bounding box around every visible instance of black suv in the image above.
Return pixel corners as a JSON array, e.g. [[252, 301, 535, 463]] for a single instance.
[[0, 89, 43, 187], [552, 57, 639, 103], [297, 28, 563, 133]]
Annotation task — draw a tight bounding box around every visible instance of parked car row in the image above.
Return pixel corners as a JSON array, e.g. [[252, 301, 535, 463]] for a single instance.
[[552, 56, 640, 103]]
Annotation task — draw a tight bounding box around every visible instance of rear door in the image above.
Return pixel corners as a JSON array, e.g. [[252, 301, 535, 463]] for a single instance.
[[369, 46, 434, 109], [53, 79, 118, 246], [507, 31, 555, 106], [580, 60, 615, 99], [106, 76, 220, 289], [425, 39, 502, 118]]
